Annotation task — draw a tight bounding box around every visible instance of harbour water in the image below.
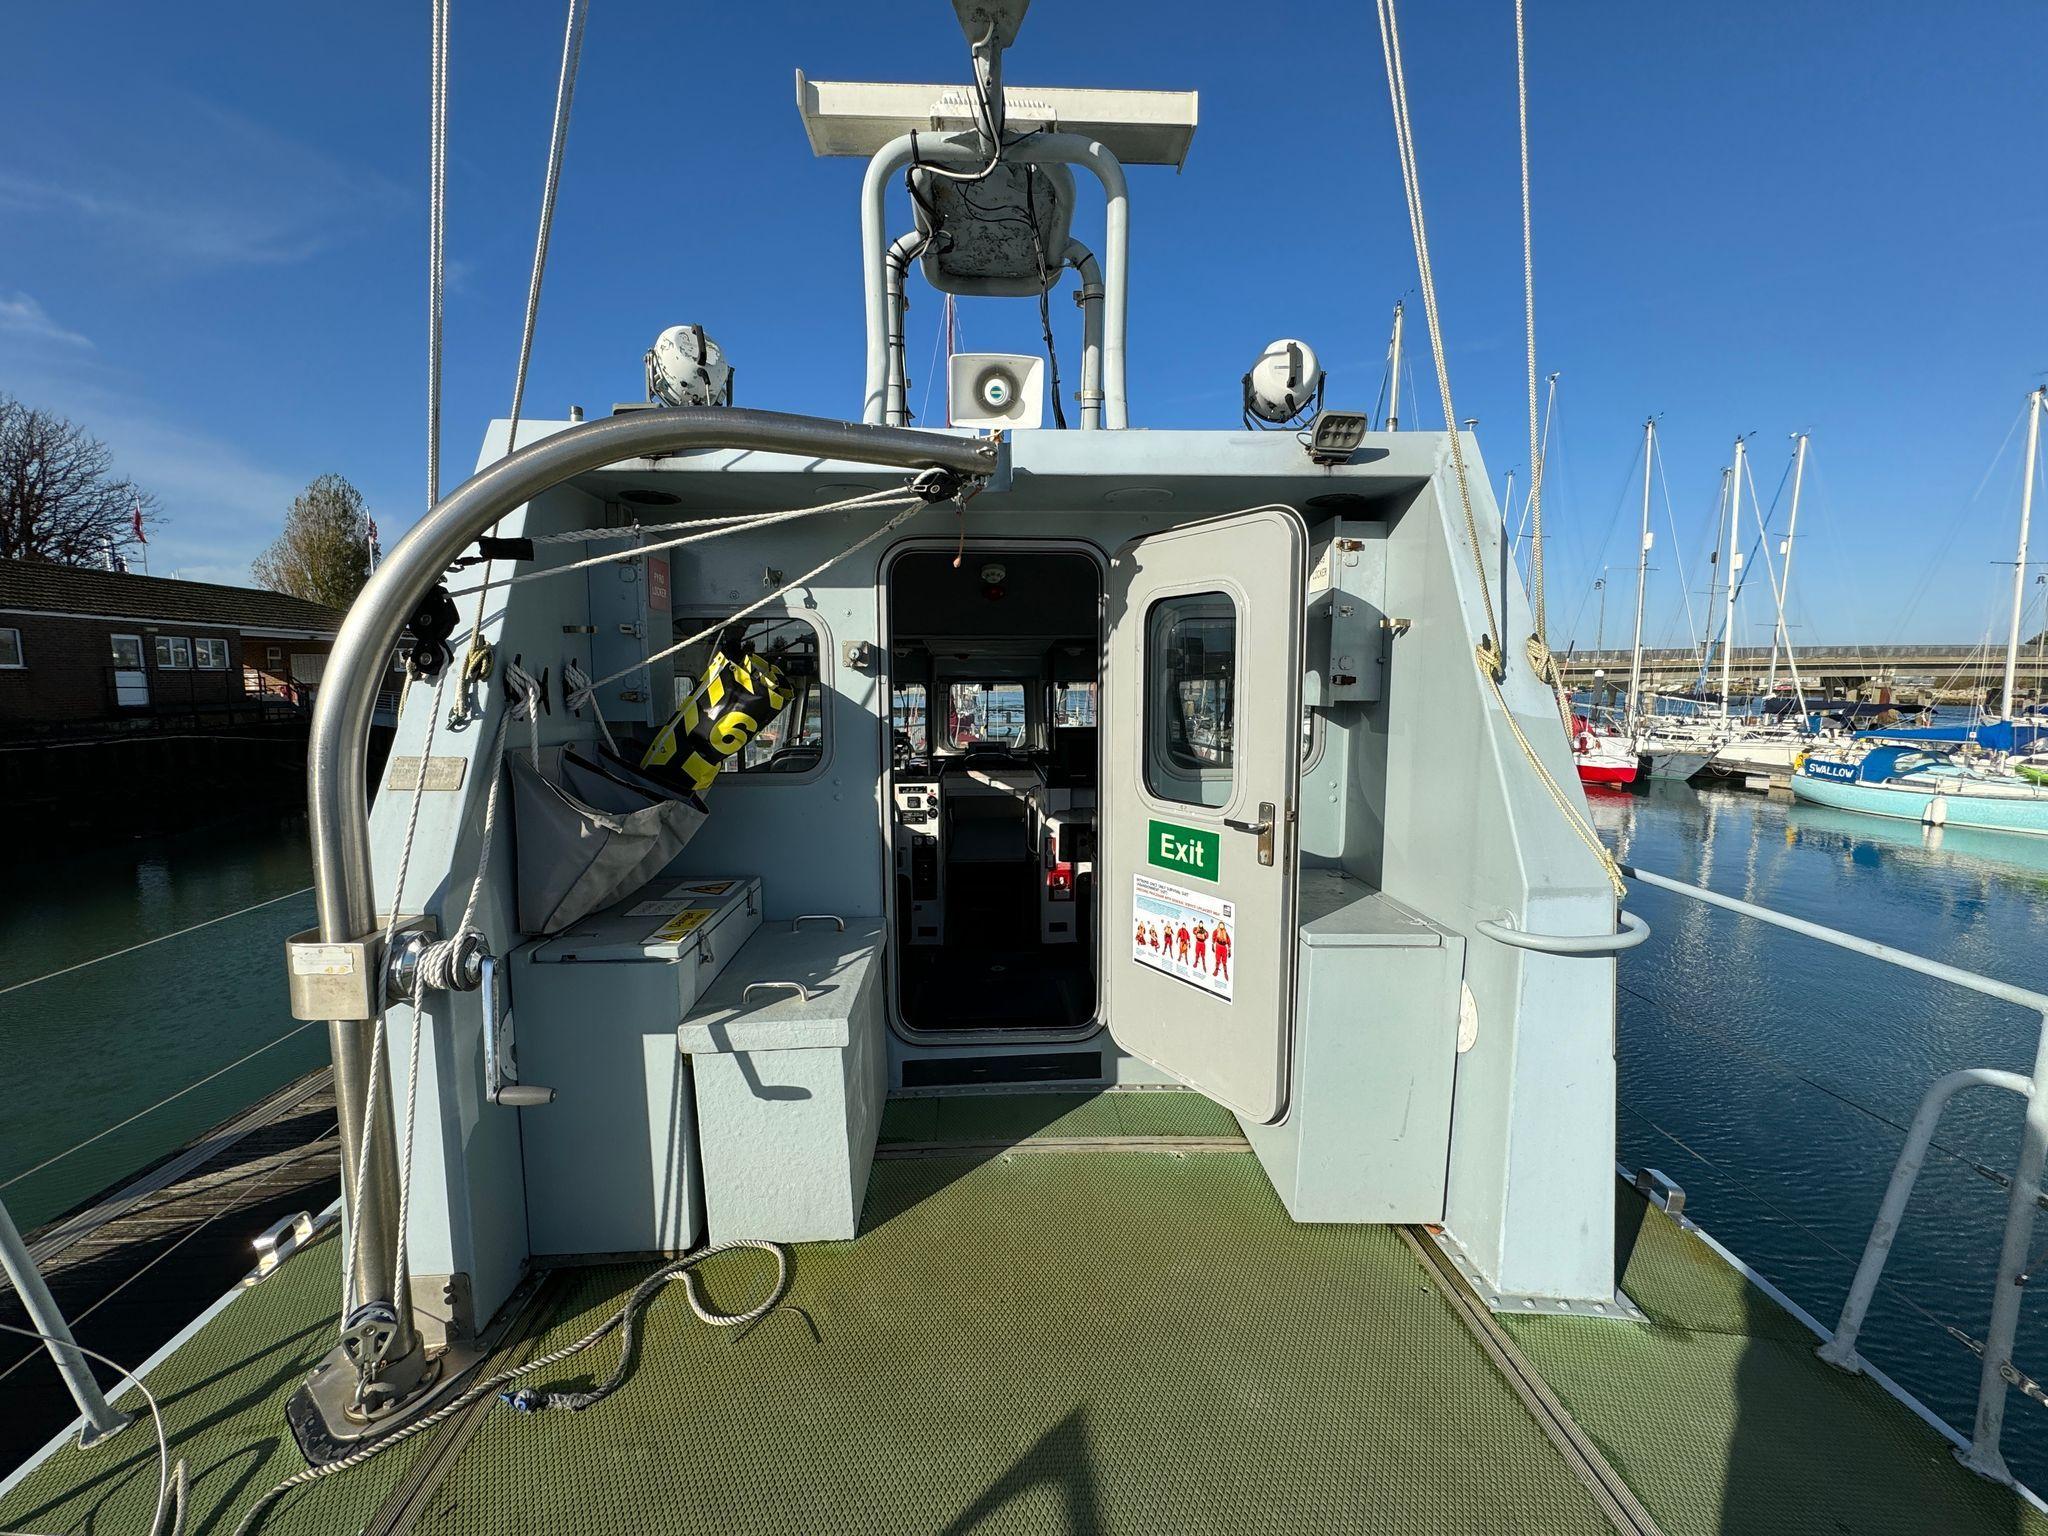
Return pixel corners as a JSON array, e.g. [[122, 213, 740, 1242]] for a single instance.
[[2, 783, 2045, 1484], [0, 814, 320, 1232]]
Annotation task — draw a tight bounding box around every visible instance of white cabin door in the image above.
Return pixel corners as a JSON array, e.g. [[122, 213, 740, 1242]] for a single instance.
[[1102, 507, 1305, 1123]]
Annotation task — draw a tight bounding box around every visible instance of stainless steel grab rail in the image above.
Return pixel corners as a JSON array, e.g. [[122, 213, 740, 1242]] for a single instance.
[[1474, 911, 1648, 955], [307, 408, 995, 1400], [1619, 861, 2048, 1488]]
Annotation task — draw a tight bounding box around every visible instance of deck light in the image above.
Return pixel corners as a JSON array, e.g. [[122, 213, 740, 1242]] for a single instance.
[[1304, 410, 1369, 465]]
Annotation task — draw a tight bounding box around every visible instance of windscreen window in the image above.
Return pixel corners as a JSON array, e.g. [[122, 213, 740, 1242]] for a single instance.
[[893, 683, 930, 755], [947, 682, 1027, 749], [1053, 683, 1097, 726]]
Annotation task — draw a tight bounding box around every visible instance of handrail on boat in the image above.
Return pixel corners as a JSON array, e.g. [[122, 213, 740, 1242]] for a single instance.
[[1619, 860, 2048, 1488], [1473, 910, 1648, 956]]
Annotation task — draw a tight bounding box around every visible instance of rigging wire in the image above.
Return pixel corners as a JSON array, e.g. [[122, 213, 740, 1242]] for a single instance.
[[0, 1022, 319, 1193], [455, 0, 592, 720], [427, 0, 448, 510], [0, 885, 314, 999], [1373, 0, 1623, 897], [1618, 1102, 2007, 1371]]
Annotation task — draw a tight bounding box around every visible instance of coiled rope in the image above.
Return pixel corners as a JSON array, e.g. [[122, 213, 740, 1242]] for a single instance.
[[1374, 0, 1624, 898], [234, 1240, 788, 1536]]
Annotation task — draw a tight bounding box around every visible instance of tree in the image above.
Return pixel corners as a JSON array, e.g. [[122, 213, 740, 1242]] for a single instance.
[[0, 395, 160, 565], [252, 474, 374, 610]]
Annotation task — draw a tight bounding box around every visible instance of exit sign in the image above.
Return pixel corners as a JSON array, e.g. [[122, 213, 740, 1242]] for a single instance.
[[1149, 819, 1220, 881]]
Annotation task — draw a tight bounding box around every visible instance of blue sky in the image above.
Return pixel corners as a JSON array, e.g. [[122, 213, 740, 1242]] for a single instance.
[[4, 1, 2046, 651]]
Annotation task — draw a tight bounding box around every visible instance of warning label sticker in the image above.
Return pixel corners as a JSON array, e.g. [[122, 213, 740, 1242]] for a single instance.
[[1131, 874, 1234, 1003], [667, 880, 734, 897], [646, 908, 716, 944]]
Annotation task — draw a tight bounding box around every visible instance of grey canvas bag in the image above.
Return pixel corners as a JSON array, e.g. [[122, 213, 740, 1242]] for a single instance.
[[511, 744, 707, 934]]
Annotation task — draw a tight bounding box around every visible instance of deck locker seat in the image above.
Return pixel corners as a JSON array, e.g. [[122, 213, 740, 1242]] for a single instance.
[[511, 875, 763, 1258], [679, 919, 888, 1244]]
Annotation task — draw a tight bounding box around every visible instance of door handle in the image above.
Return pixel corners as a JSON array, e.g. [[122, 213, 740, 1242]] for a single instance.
[[1224, 802, 1278, 866]]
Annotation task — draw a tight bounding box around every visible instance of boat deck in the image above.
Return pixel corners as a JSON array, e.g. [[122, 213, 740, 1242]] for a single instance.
[[2, 1090, 2041, 1536]]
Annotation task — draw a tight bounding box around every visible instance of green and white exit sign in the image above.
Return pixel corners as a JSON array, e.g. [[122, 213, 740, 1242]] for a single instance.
[[1149, 819, 1220, 881]]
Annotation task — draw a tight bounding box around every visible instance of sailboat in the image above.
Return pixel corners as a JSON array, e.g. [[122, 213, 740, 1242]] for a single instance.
[[1795, 388, 2048, 831], [1621, 417, 1715, 780]]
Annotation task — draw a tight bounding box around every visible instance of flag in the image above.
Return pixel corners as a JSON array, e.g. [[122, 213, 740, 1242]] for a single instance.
[[131, 501, 147, 545]]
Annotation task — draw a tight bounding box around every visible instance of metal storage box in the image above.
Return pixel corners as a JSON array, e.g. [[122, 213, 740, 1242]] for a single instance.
[[513, 875, 763, 1257], [1240, 872, 1463, 1223], [678, 918, 887, 1244]]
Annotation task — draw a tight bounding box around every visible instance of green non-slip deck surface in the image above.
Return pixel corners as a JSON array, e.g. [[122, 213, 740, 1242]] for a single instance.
[[407, 1149, 1610, 1536], [878, 1087, 1243, 1145], [0, 1227, 428, 1536], [9, 1092, 2045, 1535], [1503, 1186, 2048, 1536]]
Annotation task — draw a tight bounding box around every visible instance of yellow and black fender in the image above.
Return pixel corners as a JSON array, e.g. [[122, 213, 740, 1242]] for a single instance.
[[640, 634, 795, 791]]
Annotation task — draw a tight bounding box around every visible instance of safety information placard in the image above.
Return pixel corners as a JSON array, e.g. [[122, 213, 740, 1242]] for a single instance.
[[1131, 874, 1234, 1002], [646, 909, 716, 944]]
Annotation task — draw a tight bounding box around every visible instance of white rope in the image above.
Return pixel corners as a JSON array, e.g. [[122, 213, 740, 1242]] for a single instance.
[[571, 502, 926, 707], [1515, 0, 1549, 652], [455, 0, 590, 720], [505, 0, 588, 456], [1375, 0, 1501, 661], [444, 488, 922, 599], [232, 1238, 787, 1536], [345, 668, 449, 1315], [427, 0, 448, 509], [1374, 0, 1624, 899], [391, 699, 513, 1314]]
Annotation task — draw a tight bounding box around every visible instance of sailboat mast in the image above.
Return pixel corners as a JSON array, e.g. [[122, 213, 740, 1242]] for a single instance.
[[1765, 433, 1808, 695], [1721, 437, 1746, 717], [2003, 387, 2043, 720], [1627, 416, 1654, 724], [1385, 301, 1405, 431]]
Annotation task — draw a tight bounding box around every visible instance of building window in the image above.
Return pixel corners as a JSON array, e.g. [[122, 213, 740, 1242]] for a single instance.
[[1145, 592, 1236, 808], [109, 634, 143, 670], [266, 645, 282, 669], [194, 637, 231, 670], [0, 627, 21, 669], [154, 635, 192, 670], [670, 615, 826, 776]]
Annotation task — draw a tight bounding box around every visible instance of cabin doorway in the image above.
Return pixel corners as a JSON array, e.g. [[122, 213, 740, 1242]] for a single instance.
[[883, 544, 1102, 1036]]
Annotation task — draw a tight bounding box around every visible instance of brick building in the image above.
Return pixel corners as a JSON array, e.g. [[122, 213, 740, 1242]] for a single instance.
[[0, 561, 347, 735]]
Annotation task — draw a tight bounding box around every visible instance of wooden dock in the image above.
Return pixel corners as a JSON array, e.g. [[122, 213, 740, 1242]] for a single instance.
[[0, 1067, 340, 1471]]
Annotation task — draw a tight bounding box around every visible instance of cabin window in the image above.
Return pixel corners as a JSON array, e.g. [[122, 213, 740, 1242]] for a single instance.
[[1052, 683, 1097, 726], [154, 635, 192, 670], [892, 682, 929, 755], [0, 627, 21, 668], [1145, 593, 1236, 808], [946, 682, 1028, 749], [671, 614, 825, 776], [194, 637, 231, 670]]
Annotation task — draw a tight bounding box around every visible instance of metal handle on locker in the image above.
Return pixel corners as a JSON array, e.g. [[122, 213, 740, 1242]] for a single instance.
[[481, 953, 557, 1107], [744, 980, 813, 1005], [792, 914, 846, 932], [1224, 801, 1277, 866]]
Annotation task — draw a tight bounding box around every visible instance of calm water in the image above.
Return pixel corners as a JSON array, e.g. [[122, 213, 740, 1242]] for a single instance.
[[0, 815, 320, 1230], [1, 785, 2045, 1483], [1597, 778, 2048, 1487]]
